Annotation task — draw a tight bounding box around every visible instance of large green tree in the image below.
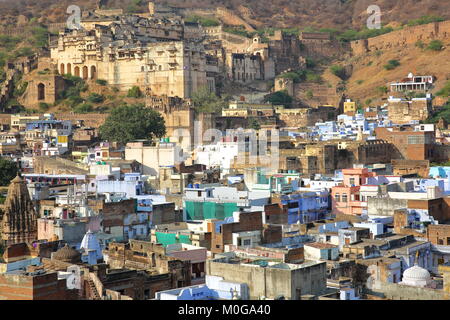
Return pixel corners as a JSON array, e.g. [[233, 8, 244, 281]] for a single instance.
[[191, 86, 228, 114], [264, 90, 293, 108], [99, 104, 166, 144], [0, 157, 18, 186]]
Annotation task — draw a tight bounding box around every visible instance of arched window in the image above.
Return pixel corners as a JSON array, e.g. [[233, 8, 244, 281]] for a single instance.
[[60, 63, 65, 75], [74, 66, 80, 77], [82, 66, 88, 80], [90, 66, 96, 79], [37, 83, 45, 101], [67, 63, 72, 75]]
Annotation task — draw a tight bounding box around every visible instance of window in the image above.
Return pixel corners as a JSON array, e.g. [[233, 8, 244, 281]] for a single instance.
[[335, 193, 340, 202], [438, 239, 444, 245], [288, 202, 299, 209], [349, 178, 355, 185], [37, 83, 45, 100], [243, 239, 251, 246], [447, 237, 450, 245], [407, 135, 425, 144], [342, 194, 348, 202]]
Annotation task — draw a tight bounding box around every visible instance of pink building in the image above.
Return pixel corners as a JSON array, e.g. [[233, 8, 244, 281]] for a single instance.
[[331, 168, 376, 216]]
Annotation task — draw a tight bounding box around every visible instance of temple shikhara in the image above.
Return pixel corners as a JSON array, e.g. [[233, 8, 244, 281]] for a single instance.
[[1, 176, 38, 246]]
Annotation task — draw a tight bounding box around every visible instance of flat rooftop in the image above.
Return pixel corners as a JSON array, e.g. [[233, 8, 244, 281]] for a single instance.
[[305, 242, 338, 249]]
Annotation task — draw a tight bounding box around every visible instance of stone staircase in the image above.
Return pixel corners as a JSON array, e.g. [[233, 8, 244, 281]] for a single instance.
[[87, 278, 102, 300]]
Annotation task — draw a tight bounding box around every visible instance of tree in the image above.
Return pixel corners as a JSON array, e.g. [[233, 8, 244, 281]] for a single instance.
[[407, 15, 444, 27], [415, 40, 425, 49], [437, 81, 450, 97], [96, 79, 108, 86], [185, 15, 220, 27], [265, 90, 293, 107], [191, 86, 227, 113], [74, 103, 93, 113], [99, 104, 166, 144], [39, 102, 49, 111], [0, 157, 18, 186], [376, 86, 388, 95], [384, 60, 400, 70], [425, 99, 450, 124], [279, 71, 302, 83], [127, 86, 143, 98], [427, 40, 444, 51], [330, 65, 347, 80], [248, 118, 261, 130], [87, 93, 105, 104]]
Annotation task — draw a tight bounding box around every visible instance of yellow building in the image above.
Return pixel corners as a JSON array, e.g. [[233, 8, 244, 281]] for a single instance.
[[343, 100, 357, 114]]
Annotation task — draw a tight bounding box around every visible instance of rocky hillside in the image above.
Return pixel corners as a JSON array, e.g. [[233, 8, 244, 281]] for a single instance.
[[343, 44, 450, 106], [333, 20, 450, 106], [1, 0, 450, 31]]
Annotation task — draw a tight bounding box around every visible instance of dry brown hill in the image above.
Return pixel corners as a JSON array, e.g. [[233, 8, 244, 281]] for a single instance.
[[1, 0, 450, 31], [343, 45, 450, 105]]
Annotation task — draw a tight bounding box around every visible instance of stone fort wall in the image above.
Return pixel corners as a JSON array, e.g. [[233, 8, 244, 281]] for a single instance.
[[351, 20, 450, 55]]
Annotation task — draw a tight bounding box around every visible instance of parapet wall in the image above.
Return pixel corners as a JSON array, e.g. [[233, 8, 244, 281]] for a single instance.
[[215, 7, 255, 32], [54, 113, 108, 128], [351, 20, 450, 55]]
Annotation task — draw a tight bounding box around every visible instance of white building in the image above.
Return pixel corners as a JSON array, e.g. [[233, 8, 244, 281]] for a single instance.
[[194, 142, 239, 178]]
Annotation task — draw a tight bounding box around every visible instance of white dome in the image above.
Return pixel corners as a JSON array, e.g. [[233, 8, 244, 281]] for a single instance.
[[403, 265, 430, 280], [401, 265, 431, 287]]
